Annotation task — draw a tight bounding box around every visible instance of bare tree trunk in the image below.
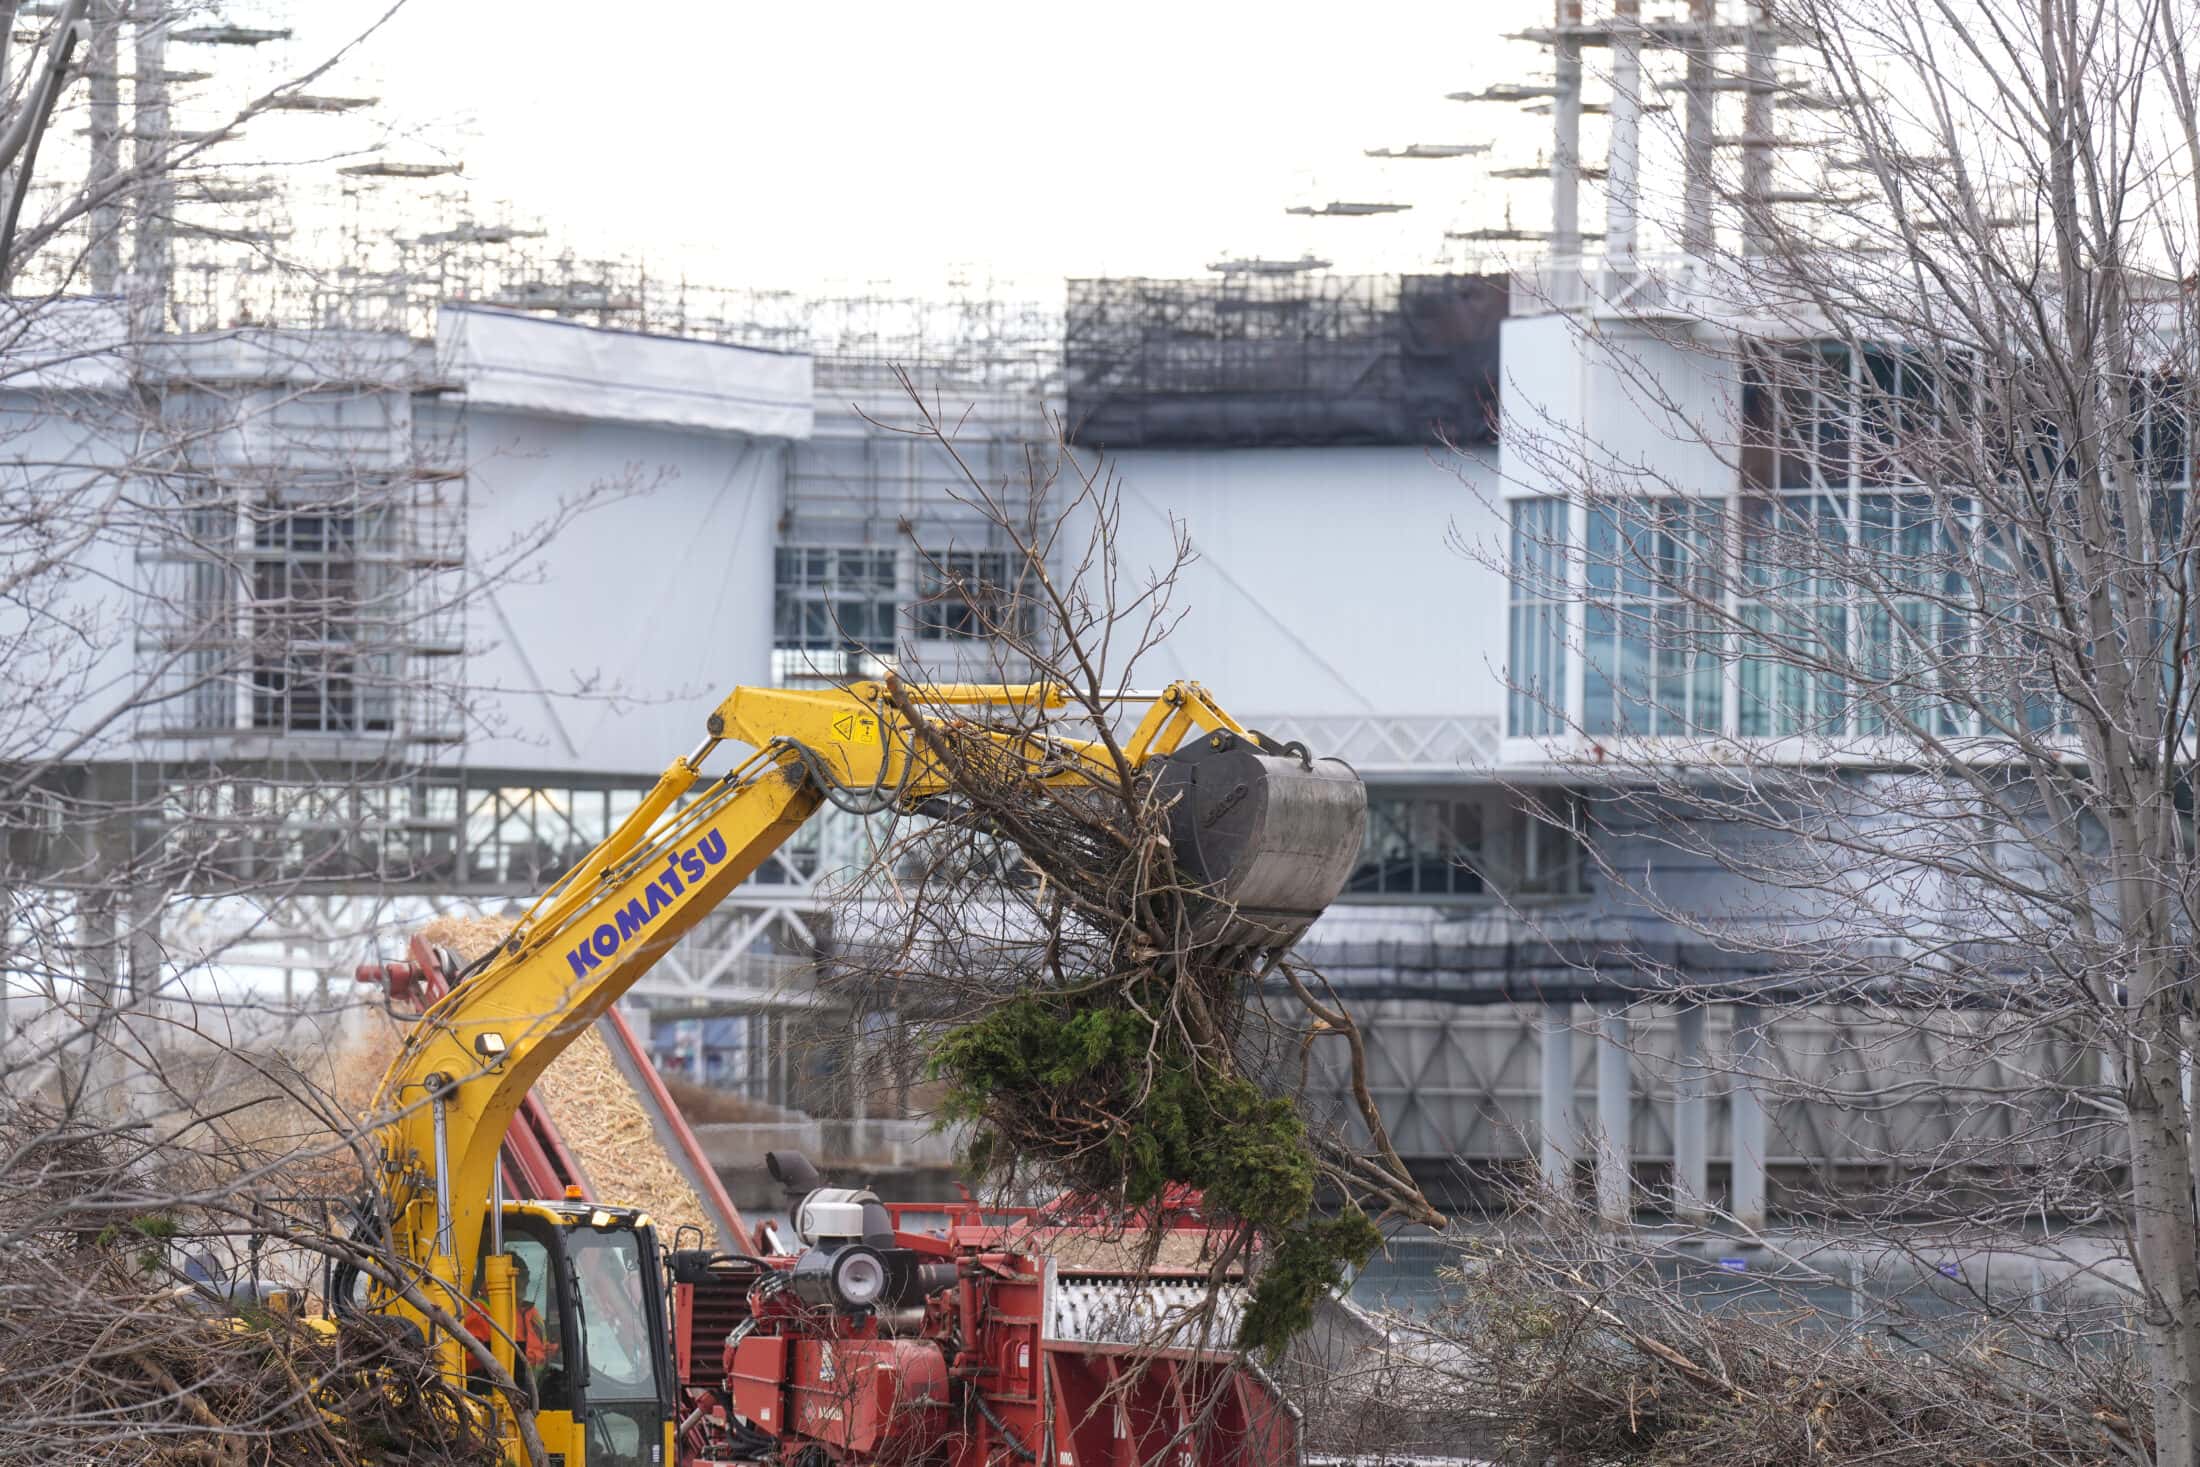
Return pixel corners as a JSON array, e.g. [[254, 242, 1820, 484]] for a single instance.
[[2129, 1002, 2200, 1461], [127, 0, 167, 337]]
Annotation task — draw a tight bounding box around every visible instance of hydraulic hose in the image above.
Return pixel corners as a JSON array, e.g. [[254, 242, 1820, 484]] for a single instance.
[[975, 1394, 1037, 1462]]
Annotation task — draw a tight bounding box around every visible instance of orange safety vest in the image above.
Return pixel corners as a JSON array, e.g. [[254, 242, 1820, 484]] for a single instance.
[[465, 1300, 551, 1367]]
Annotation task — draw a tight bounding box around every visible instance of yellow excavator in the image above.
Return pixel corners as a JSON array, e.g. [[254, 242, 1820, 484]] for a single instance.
[[355, 677, 1367, 1467]]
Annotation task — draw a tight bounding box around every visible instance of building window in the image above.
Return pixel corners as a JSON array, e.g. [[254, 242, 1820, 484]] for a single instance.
[[1583, 498, 1722, 736], [1737, 490, 1848, 737], [1859, 345, 1957, 487], [774, 546, 898, 651], [180, 499, 236, 734], [1351, 792, 1486, 897], [1738, 344, 1990, 737], [1508, 498, 1567, 737], [1736, 488, 1984, 739], [248, 502, 395, 734], [915, 548, 1021, 640], [2139, 374, 2192, 488], [1511, 343, 2191, 748], [1768, 341, 1855, 492], [773, 546, 898, 682], [1345, 788, 1583, 900]]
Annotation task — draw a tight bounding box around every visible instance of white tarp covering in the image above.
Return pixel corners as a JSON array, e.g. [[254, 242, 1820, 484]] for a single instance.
[[0, 295, 130, 391], [437, 304, 813, 439]]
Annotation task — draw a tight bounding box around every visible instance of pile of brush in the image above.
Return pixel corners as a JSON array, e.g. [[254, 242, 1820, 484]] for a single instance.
[[0, 1100, 500, 1467], [1391, 1204, 2153, 1467]]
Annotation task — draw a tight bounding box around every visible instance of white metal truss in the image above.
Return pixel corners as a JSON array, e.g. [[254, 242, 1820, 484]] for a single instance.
[[1284, 997, 2105, 1171], [166, 885, 830, 1010], [149, 711, 1516, 1012], [1240, 713, 1501, 775]]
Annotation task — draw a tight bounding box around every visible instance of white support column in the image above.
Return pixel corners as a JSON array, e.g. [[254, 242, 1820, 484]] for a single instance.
[[1539, 1001, 1578, 1193], [1608, 0, 1644, 265], [1673, 1001, 1709, 1222], [1681, 0, 1717, 256], [622, 1000, 654, 1051], [1740, 0, 1777, 260], [86, 0, 123, 293], [129, 0, 171, 337], [1595, 1001, 1633, 1225], [1730, 1002, 1768, 1229], [1552, 0, 1584, 260]]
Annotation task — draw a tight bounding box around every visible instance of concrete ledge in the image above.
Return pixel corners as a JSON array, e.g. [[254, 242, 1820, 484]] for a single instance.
[[694, 1118, 966, 1173]]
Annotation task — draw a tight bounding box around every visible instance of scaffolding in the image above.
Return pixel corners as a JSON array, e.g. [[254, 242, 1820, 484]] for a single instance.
[[129, 337, 468, 752], [9, 2, 1066, 398], [1063, 272, 1504, 450], [780, 286, 1061, 688], [1438, 0, 1823, 269], [0, 0, 1071, 916]]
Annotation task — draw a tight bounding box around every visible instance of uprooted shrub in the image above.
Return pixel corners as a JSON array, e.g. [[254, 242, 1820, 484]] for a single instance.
[[930, 986, 1383, 1354], [828, 672, 1433, 1358]]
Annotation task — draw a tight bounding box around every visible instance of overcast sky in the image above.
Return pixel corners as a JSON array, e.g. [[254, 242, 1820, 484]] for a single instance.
[[289, 1, 1560, 294]]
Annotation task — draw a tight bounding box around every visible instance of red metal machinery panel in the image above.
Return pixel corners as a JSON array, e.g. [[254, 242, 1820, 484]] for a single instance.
[[729, 1334, 788, 1436], [787, 1338, 947, 1458]]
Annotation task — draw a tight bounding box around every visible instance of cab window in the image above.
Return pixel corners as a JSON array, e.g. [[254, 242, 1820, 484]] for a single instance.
[[506, 1236, 553, 1319], [500, 1223, 572, 1413], [566, 1229, 662, 1401]]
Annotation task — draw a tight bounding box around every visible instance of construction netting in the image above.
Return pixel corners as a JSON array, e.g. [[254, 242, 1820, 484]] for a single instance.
[[1063, 272, 1506, 450]]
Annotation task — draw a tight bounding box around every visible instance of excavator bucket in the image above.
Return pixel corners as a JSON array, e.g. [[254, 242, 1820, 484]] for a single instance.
[[1151, 729, 1367, 961]]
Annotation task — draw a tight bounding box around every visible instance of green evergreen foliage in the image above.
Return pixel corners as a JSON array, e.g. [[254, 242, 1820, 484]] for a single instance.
[[931, 990, 1378, 1356]]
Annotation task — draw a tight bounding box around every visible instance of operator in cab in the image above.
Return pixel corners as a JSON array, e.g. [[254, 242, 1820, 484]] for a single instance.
[[465, 1252, 558, 1371]]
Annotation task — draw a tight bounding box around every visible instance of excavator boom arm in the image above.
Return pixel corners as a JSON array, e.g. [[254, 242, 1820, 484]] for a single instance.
[[371, 754, 823, 1313], [366, 678, 1346, 1370]]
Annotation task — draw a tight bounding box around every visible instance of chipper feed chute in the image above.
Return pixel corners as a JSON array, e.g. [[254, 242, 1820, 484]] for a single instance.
[[1151, 729, 1368, 959]]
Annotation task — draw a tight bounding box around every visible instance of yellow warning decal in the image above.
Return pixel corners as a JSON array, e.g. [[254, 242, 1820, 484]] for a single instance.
[[832, 712, 879, 745]]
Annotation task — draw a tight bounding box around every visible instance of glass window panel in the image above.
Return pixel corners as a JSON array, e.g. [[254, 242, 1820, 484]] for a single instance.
[[1815, 343, 1853, 485], [775, 543, 901, 654], [2149, 375, 2189, 486], [917, 548, 1023, 641], [1507, 499, 1569, 737], [1778, 376, 1818, 491], [1741, 355, 1776, 491], [1344, 790, 1587, 900], [566, 1229, 661, 1401], [248, 502, 367, 733], [1586, 504, 1618, 596], [1582, 498, 1722, 736], [1584, 604, 1617, 734], [1615, 604, 1653, 729]]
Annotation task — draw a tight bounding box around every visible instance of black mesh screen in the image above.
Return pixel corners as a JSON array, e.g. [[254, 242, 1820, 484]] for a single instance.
[[1064, 272, 1506, 449]]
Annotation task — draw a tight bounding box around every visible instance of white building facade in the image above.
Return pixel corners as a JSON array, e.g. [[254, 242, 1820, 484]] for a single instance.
[[6, 266, 2025, 1219]]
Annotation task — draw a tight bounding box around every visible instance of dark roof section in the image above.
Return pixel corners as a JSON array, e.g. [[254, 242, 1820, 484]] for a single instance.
[[1065, 272, 1507, 451]]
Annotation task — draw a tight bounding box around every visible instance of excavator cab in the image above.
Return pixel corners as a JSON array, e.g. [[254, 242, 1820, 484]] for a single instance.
[[492, 1201, 679, 1467]]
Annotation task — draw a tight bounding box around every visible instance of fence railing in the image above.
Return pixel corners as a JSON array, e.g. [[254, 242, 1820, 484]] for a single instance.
[[1241, 712, 1502, 775]]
